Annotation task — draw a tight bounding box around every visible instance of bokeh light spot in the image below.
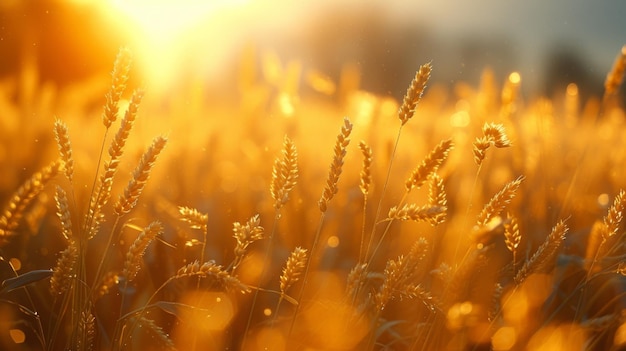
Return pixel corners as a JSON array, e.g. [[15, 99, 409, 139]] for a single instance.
[[9, 329, 25, 344]]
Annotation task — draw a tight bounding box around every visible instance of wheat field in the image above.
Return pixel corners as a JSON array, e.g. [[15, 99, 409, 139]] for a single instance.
[[0, 45, 625, 351]]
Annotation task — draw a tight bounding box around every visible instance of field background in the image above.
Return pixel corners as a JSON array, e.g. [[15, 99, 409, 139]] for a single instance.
[[0, 1, 626, 350]]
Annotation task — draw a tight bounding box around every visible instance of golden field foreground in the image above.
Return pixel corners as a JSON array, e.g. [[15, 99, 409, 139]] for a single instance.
[[0, 46, 626, 351]]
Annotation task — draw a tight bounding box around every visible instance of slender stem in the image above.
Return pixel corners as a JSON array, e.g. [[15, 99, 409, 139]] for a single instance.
[[241, 213, 280, 348], [287, 213, 325, 344]]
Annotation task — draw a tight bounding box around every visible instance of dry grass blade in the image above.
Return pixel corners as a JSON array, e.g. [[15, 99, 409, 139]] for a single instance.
[[0, 160, 60, 244], [358, 141, 372, 196], [122, 221, 164, 282], [114, 136, 167, 216], [270, 136, 299, 210], [398, 62, 432, 125], [604, 45, 626, 97], [178, 206, 208, 231], [175, 261, 250, 293], [405, 139, 453, 192], [319, 117, 353, 212], [514, 219, 569, 285], [280, 247, 307, 294], [387, 204, 446, 223], [476, 176, 524, 227], [54, 119, 74, 182], [50, 240, 78, 296], [102, 47, 132, 129], [55, 185, 72, 242]]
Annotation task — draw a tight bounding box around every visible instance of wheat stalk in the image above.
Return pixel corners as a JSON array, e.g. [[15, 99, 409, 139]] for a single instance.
[[54, 185, 73, 242], [77, 311, 95, 351], [398, 62, 432, 125], [133, 317, 176, 351], [54, 119, 74, 182], [603, 189, 626, 238], [178, 206, 208, 231], [358, 141, 372, 196], [270, 136, 299, 210], [405, 139, 453, 192], [319, 117, 353, 212], [122, 221, 163, 282], [604, 45, 626, 98], [374, 238, 429, 311], [232, 214, 264, 270], [476, 176, 524, 227], [514, 219, 568, 285], [102, 47, 132, 129], [280, 247, 307, 294], [428, 173, 447, 225], [86, 89, 145, 239], [0, 160, 60, 244], [50, 240, 79, 296], [114, 136, 167, 216], [473, 123, 511, 166], [174, 261, 250, 293], [387, 204, 447, 223]]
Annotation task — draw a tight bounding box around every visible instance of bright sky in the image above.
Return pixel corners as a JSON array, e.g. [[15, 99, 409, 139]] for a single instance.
[[97, 0, 626, 95]]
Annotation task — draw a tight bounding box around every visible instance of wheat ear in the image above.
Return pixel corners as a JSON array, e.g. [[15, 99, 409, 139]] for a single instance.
[[473, 123, 512, 166], [476, 176, 524, 227], [514, 219, 568, 285], [504, 213, 521, 272], [319, 117, 353, 212], [270, 136, 299, 210], [178, 206, 208, 230], [78, 311, 95, 351], [387, 204, 447, 223], [122, 221, 163, 282], [358, 141, 372, 196], [50, 240, 79, 296], [114, 136, 167, 216], [604, 45, 626, 98], [54, 119, 74, 182], [133, 317, 176, 351], [102, 47, 132, 129], [428, 174, 447, 225], [174, 261, 250, 293], [603, 189, 626, 238], [232, 214, 264, 271], [280, 247, 308, 294], [86, 89, 144, 239], [358, 141, 373, 262], [0, 160, 60, 244], [55, 185, 73, 242], [374, 238, 429, 311], [398, 62, 432, 125], [405, 139, 454, 192]]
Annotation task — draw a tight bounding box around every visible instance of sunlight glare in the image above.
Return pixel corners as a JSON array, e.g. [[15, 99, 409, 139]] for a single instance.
[[101, 0, 250, 93]]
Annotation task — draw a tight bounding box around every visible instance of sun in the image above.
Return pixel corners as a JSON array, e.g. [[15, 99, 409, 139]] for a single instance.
[[99, 0, 251, 93]]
